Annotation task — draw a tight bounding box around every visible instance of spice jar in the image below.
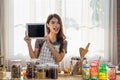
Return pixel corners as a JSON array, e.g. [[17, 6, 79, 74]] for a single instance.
[[11, 60, 21, 78], [108, 65, 116, 80], [35, 64, 46, 79], [47, 63, 58, 79]]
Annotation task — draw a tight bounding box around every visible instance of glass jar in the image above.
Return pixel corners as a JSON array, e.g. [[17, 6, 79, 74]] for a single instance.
[[47, 63, 58, 79], [11, 60, 21, 78], [26, 59, 40, 79], [71, 57, 81, 73], [0, 65, 6, 79], [82, 64, 90, 80], [21, 67, 27, 79], [98, 63, 107, 80], [71, 57, 81, 66], [90, 62, 98, 79], [108, 65, 116, 80], [35, 64, 46, 79]]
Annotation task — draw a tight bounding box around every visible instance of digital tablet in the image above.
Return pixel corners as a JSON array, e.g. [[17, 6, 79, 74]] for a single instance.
[[26, 23, 46, 38]]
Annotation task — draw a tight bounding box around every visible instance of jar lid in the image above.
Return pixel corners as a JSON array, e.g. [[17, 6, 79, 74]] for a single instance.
[[46, 63, 58, 68], [22, 67, 27, 70], [71, 57, 81, 60], [11, 59, 21, 63], [108, 65, 116, 68], [26, 58, 40, 64], [83, 64, 90, 68], [36, 64, 46, 69], [90, 63, 98, 67]]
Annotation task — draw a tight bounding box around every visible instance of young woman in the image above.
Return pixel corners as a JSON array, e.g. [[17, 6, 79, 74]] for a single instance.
[[24, 13, 67, 64]]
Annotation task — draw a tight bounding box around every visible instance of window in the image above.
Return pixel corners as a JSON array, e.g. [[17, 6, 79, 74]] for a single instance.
[[12, 0, 116, 66]]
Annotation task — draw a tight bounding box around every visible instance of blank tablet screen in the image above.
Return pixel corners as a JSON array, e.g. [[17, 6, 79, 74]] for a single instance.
[[27, 23, 46, 38]]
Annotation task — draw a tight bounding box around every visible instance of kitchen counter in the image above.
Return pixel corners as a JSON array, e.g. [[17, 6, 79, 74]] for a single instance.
[[2, 72, 120, 80]]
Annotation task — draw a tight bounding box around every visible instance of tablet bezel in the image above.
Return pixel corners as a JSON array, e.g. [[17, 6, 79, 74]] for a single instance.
[[26, 23, 46, 39]]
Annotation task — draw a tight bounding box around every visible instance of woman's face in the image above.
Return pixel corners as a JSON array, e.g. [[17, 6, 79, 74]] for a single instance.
[[47, 17, 60, 34]]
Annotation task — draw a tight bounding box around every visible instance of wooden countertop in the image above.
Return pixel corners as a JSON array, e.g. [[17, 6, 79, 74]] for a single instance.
[[58, 74, 120, 80], [2, 72, 120, 80]]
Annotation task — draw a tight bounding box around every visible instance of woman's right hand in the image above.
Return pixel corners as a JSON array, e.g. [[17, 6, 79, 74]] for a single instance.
[[24, 31, 31, 44]]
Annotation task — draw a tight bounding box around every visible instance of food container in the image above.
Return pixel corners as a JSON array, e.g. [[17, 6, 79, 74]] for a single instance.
[[90, 62, 99, 79], [46, 63, 58, 79], [108, 65, 116, 80], [98, 63, 107, 80], [35, 64, 46, 79], [71, 57, 81, 72], [82, 64, 90, 80], [26, 59, 40, 79], [10, 60, 21, 78], [21, 67, 27, 79], [0, 65, 6, 79]]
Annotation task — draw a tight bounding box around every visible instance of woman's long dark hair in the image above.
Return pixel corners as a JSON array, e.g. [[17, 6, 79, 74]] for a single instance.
[[46, 13, 66, 53]]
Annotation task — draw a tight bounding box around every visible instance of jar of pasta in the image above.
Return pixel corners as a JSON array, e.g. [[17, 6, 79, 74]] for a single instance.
[[35, 64, 46, 79], [11, 60, 21, 79]]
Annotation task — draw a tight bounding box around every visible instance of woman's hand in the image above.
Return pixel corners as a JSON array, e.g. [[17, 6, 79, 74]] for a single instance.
[[24, 31, 31, 44], [45, 35, 51, 46]]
